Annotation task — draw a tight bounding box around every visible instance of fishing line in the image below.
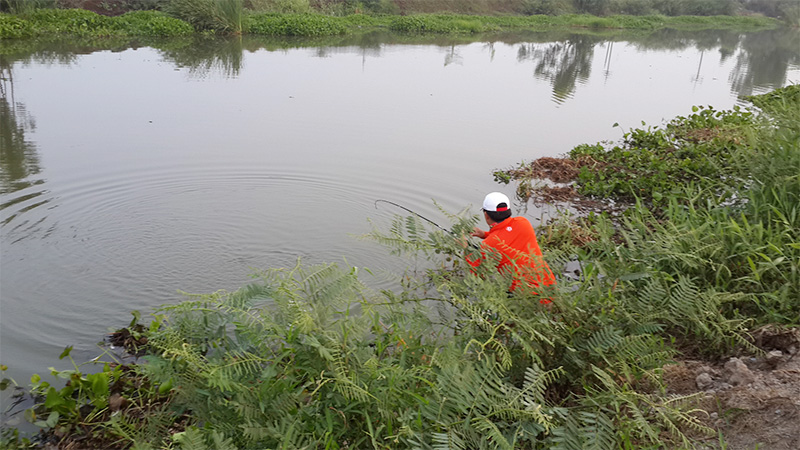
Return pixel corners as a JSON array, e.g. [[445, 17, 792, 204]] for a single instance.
[[373, 199, 479, 249]]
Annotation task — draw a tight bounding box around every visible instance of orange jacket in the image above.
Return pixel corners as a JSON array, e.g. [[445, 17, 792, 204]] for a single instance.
[[467, 217, 556, 300]]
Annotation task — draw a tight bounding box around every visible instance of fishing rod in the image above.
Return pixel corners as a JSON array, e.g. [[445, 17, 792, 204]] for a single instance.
[[374, 199, 479, 249]]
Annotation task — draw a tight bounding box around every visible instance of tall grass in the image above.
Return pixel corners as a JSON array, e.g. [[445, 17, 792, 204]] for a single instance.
[[0, 0, 56, 15], [164, 0, 244, 33], [248, 0, 311, 13]]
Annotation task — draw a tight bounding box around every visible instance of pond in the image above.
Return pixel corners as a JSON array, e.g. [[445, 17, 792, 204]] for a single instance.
[[1, 28, 798, 399]]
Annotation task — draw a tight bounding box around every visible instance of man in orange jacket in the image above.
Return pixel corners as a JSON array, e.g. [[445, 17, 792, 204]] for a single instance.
[[468, 192, 556, 303]]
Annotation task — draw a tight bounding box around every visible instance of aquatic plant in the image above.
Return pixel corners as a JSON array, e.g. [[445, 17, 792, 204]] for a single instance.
[[113, 10, 194, 36], [247, 12, 348, 35], [389, 14, 489, 34], [0, 8, 193, 39], [0, 12, 33, 38]]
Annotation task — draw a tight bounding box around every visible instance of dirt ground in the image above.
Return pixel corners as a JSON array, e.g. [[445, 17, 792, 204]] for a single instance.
[[663, 327, 800, 449]]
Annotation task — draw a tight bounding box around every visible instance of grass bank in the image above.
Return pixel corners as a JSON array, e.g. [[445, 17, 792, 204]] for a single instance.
[[1, 85, 797, 449], [1, 8, 779, 39], [0, 9, 192, 38]]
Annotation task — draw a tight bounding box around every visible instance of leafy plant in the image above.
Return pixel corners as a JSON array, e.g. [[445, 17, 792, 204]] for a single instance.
[[247, 12, 347, 35]]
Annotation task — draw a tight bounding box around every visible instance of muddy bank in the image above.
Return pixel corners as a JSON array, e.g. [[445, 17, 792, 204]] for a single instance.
[[664, 327, 800, 449]]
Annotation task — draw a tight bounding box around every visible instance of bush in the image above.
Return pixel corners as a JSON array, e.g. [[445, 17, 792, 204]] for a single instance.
[[164, 0, 221, 30], [26, 8, 116, 35], [389, 14, 486, 34], [247, 13, 347, 35], [114, 10, 194, 36], [0, 12, 34, 38], [0, 0, 55, 14], [164, 0, 244, 33]]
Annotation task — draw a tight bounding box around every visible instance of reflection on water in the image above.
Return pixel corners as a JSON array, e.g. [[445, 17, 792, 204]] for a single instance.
[[3, 28, 795, 98], [159, 35, 246, 78], [517, 36, 595, 104], [730, 29, 800, 97], [0, 82, 41, 193], [0, 66, 44, 197]]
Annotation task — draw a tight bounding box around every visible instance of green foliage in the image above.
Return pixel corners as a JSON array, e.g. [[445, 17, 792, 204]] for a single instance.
[[164, 0, 245, 33], [0, 8, 194, 39], [500, 85, 799, 326], [389, 14, 488, 34], [0, 12, 33, 38], [114, 10, 194, 36], [0, 0, 55, 14], [566, 104, 757, 203], [247, 12, 348, 35], [24, 8, 117, 36], [1, 5, 778, 39], [24, 347, 117, 429]]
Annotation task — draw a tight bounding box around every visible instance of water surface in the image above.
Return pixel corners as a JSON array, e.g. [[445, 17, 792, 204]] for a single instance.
[[1, 28, 798, 401]]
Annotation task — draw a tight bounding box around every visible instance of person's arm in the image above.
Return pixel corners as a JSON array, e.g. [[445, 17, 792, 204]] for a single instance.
[[470, 227, 487, 239]]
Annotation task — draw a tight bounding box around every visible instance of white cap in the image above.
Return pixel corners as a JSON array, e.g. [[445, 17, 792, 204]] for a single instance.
[[482, 192, 510, 212]]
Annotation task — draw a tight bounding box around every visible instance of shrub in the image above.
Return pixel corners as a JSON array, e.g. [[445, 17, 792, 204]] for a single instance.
[[0, 0, 55, 14], [389, 14, 486, 34], [114, 10, 194, 36], [0, 12, 34, 38], [247, 13, 347, 35], [164, 0, 245, 33], [26, 8, 116, 36]]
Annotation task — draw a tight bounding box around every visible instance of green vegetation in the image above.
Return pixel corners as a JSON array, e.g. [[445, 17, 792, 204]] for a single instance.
[[570, 104, 756, 202], [248, 12, 350, 36], [2, 85, 798, 449], [0, 9, 192, 38], [2, 0, 786, 40], [0, 8, 778, 39], [496, 84, 799, 324], [163, 0, 245, 33]]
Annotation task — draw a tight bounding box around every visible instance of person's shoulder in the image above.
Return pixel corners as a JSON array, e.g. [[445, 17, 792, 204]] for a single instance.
[[511, 216, 533, 226]]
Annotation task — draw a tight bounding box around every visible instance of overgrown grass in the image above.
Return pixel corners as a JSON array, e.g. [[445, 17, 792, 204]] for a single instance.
[[163, 0, 244, 33], [1, 7, 778, 39]]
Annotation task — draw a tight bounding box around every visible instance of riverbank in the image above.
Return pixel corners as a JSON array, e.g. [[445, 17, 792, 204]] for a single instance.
[[0, 8, 780, 39], [1, 79, 797, 449]]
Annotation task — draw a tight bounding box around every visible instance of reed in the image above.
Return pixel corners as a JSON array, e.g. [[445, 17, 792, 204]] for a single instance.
[[164, 0, 244, 34]]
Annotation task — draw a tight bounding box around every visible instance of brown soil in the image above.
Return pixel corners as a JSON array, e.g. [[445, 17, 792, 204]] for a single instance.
[[505, 156, 604, 184], [108, 325, 149, 356], [663, 327, 800, 449]]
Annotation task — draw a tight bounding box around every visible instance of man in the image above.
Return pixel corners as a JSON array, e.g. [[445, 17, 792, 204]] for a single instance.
[[468, 192, 556, 302]]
